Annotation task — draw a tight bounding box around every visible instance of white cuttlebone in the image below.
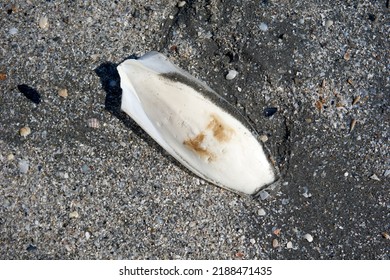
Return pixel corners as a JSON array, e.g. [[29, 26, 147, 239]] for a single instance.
[[117, 51, 276, 195]]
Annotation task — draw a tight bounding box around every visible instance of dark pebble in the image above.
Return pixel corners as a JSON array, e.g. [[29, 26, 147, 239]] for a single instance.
[[368, 14, 377, 22], [264, 107, 278, 117], [26, 244, 37, 252], [17, 84, 41, 104]]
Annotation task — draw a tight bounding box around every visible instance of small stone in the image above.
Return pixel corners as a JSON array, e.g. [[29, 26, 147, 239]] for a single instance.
[[281, 198, 289, 205], [7, 153, 15, 160], [382, 232, 390, 240], [259, 22, 268, 31], [65, 244, 72, 252], [18, 160, 29, 174], [368, 14, 377, 22], [11, 4, 20, 13], [58, 88, 68, 98], [258, 208, 266, 216], [286, 241, 293, 249], [259, 135, 268, 143], [344, 172, 349, 177], [343, 50, 351, 61], [325, 20, 333, 28], [383, 170, 390, 177], [19, 126, 31, 137], [81, 164, 91, 173], [272, 239, 279, 248], [0, 72, 6, 81], [85, 231, 91, 240], [177, 1, 186, 7], [39, 16, 49, 29], [370, 174, 380, 181], [69, 211, 79, 218], [9, 27, 18, 35], [264, 107, 278, 117], [259, 190, 270, 200], [303, 233, 313, 242], [90, 54, 99, 61], [26, 244, 37, 252], [250, 238, 256, 244], [302, 186, 312, 198], [225, 69, 238, 80], [87, 118, 100, 128]]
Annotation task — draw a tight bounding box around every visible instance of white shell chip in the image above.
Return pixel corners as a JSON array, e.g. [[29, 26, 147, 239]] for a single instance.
[[117, 51, 277, 195]]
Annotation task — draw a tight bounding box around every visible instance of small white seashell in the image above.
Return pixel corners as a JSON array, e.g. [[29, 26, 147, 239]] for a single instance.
[[18, 160, 29, 174], [87, 118, 100, 128], [325, 20, 333, 28], [259, 134, 268, 143], [225, 69, 238, 80], [177, 1, 186, 7], [370, 174, 380, 181], [69, 211, 79, 218], [117, 51, 277, 195], [19, 126, 31, 137], [9, 27, 18, 35], [58, 88, 68, 98], [257, 208, 266, 216], [259, 22, 268, 31], [286, 241, 293, 249], [39, 16, 49, 29], [303, 233, 313, 242]]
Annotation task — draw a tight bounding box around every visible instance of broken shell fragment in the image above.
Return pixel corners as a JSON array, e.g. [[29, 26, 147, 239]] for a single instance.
[[117, 51, 277, 195], [39, 16, 49, 29], [303, 233, 313, 242], [349, 119, 357, 133], [225, 69, 238, 80], [352, 96, 360, 106], [87, 118, 100, 128]]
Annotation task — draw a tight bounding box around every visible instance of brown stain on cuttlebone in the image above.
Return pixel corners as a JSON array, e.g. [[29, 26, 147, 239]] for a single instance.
[[183, 132, 215, 161], [207, 114, 234, 142], [183, 114, 235, 161]]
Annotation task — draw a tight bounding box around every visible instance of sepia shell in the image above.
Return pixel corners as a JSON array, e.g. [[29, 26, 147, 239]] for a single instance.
[[117, 51, 277, 195]]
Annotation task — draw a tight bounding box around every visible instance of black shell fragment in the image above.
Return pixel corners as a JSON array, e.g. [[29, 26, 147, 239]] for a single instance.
[[264, 107, 278, 117]]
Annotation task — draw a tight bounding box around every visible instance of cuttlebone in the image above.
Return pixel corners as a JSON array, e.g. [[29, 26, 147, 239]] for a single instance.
[[117, 51, 277, 195]]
